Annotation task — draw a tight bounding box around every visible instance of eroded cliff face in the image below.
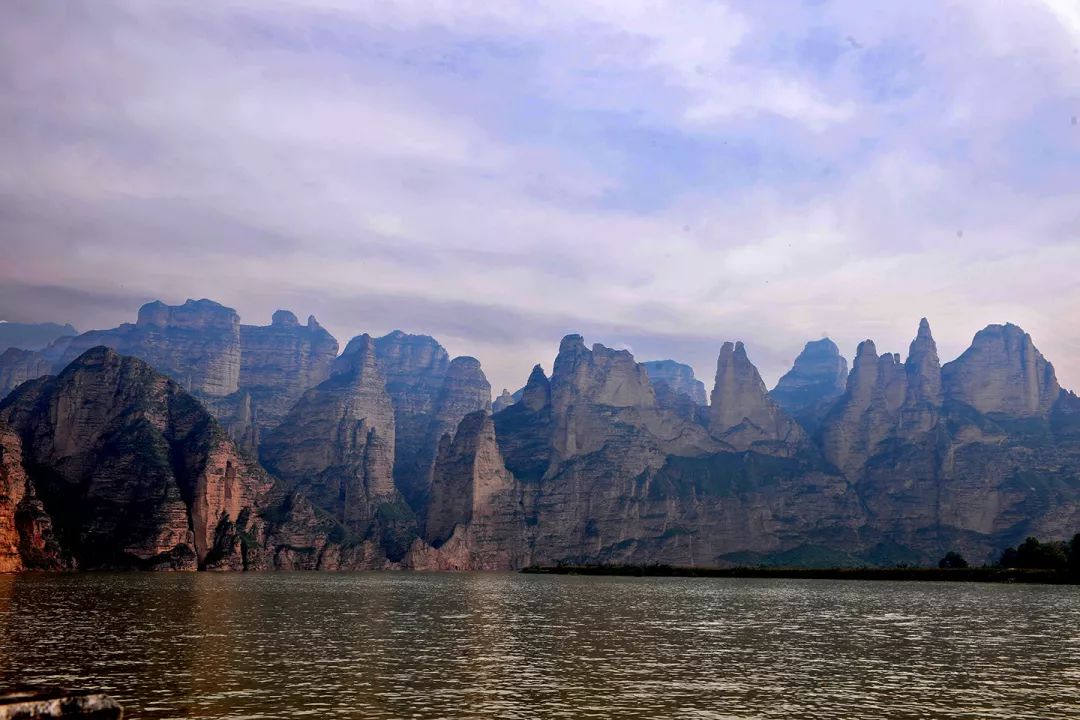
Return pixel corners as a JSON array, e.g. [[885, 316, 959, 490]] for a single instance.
[[4, 305, 1080, 573], [0, 347, 269, 570], [45, 299, 243, 398], [642, 360, 708, 406], [359, 331, 492, 514], [260, 334, 405, 554], [709, 342, 805, 453], [234, 310, 339, 438], [412, 411, 527, 570], [942, 323, 1061, 417]]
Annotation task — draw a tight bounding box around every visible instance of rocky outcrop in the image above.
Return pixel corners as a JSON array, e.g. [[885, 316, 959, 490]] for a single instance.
[[769, 338, 847, 433], [942, 323, 1061, 417], [359, 331, 491, 513], [0, 321, 76, 352], [0, 347, 270, 570], [0, 348, 51, 398], [642, 360, 708, 405], [492, 388, 517, 413], [709, 342, 804, 452], [44, 299, 242, 398], [414, 411, 527, 569], [214, 310, 340, 450], [260, 335, 401, 542]]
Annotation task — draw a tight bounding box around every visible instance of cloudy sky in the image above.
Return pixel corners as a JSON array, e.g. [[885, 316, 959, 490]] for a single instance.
[[2, 1, 1079, 393]]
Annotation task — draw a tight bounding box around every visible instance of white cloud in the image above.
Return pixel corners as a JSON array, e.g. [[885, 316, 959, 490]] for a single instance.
[[1, 0, 1079, 394]]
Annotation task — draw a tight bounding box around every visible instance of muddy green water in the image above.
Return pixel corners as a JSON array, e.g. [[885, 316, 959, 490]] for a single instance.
[[1, 573, 1078, 718]]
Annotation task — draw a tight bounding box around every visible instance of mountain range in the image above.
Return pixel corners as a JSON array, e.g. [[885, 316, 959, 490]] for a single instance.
[[1, 298, 1077, 571]]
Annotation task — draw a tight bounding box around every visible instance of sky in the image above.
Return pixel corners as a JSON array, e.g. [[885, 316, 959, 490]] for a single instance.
[[2, 0, 1079, 394]]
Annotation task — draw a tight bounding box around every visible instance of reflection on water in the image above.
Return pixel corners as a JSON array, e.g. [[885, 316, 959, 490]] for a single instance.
[[1, 572, 1078, 719]]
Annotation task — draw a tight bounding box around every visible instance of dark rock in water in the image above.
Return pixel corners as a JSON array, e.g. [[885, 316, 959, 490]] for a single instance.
[[769, 337, 848, 433], [0, 322, 77, 352], [0, 688, 122, 719]]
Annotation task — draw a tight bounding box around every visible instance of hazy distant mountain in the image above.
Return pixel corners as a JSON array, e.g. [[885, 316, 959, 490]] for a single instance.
[[0, 321, 76, 352]]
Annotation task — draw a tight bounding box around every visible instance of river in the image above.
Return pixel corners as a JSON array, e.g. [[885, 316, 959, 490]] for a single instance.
[[2, 573, 1078, 718]]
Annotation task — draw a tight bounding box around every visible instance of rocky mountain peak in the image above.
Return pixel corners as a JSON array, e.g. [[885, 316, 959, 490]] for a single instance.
[[709, 341, 803, 451], [0, 346, 271, 570], [942, 323, 1061, 416], [904, 317, 942, 407], [551, 335, 655, 410], [271, 309, 300, 327], [492, 388, 516, 413], [520, 365, 551, 411], [136, 298, 239, 332], [769, 337, 848, 422]]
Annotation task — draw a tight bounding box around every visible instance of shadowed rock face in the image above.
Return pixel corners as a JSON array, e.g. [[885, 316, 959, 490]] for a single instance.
[[0, 347, 270, 570], [769, 338, 848, 433], [355, 331, 491, 514], [709, 342, 805, 453], [942, 323, 1061, 417], [260, 334, 402, 545]]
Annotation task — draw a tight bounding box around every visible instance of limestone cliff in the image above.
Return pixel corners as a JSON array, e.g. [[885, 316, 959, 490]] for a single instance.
[[642, 360, 708, 406], [260, 334, 404, 552], [0, 347, 270, 570], [413, 411, 527, 569], [45, 299, 243, 398], [492, 389, 517, 413], [942, 323, 1061, 417], [709, 341, 804, 453], [206, 310, 340, 452]]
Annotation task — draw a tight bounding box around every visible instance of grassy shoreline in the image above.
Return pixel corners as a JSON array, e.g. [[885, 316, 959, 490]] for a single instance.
[[520, 565, 1080, 584]]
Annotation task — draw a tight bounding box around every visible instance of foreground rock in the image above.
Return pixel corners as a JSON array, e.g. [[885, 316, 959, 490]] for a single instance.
[[0, 347, 271, 569], [0, 689, 122, 719]]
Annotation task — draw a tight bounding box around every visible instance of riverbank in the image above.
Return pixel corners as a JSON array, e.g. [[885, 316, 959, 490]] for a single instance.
[[520, 565, 1080, 584]]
